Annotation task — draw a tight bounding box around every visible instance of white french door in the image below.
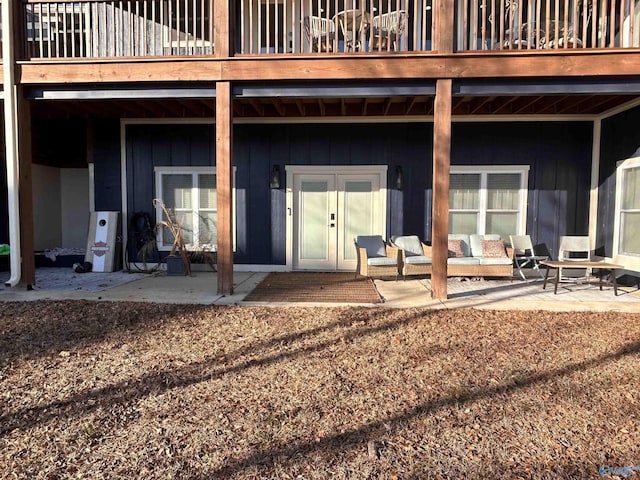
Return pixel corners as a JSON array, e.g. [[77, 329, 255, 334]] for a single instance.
[[287, 166, 387, 271]]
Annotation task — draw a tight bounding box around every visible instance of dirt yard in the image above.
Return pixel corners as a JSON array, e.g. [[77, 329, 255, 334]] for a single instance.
[[0, 301, 638, 479]]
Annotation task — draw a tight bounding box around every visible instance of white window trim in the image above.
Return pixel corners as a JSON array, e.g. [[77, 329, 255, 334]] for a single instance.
[[154, 166, 236, 252], [613, 156, 640, 271], [450, 165, 530, 235]]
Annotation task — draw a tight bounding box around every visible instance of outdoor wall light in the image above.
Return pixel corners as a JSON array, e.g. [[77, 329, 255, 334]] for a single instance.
[[395, 166, 404, 190], [270, 165, 281, 189]]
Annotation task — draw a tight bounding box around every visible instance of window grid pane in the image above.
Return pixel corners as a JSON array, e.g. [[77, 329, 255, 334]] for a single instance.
[[162, 174, 192, 209], [450, 174, 480, 210], [622, 167, 640, 210], [487, 173, 520, 210], [199, 174, 217, 209], [621, 211, 640, 255]]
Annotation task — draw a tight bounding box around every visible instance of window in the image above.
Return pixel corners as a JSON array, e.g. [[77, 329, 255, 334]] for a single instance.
[[613, 156, 640, 269], [449, 166, 529, 238], [154, 167, 234, 251]]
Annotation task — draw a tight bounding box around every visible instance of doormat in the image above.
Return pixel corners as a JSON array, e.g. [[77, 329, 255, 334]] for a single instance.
[[244, 272, 383, 304]]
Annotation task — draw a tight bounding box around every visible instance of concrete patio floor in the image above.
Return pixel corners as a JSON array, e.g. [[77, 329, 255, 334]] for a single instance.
[[1, 267, 639, 312]]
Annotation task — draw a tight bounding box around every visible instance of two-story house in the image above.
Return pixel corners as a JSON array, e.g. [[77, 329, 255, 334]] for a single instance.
[[2, 0, 640, 298]]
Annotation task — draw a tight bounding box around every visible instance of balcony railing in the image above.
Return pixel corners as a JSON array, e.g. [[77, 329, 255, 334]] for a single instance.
[[13, 0, 640, 59], [23, 0, 214, 58], [237, 0, 434, 54], [458, 0, 640, 51]]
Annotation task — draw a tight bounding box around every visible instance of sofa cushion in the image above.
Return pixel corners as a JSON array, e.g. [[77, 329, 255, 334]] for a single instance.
[[367, 257, 398, 266], [448, 239, 466, 258], [448, 234, 471, 257], [482, 239, 507, 258], [478, 256, 513, 266], [405, 255, 432, 265], [447, 257, 481, 265], [392, 235, 424, 257], [470, 234, 501, 257], [356, 235, 386, 258]]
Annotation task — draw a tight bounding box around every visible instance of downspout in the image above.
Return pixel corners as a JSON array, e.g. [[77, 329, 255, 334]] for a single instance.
[[3, 0, 22, 286]]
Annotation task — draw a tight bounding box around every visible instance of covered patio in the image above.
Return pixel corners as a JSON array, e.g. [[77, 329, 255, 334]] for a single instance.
[[1, 268, 639, 312]]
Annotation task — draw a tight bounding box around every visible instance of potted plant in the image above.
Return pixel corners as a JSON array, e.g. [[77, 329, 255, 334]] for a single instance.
[[153, 199, 191, 276]]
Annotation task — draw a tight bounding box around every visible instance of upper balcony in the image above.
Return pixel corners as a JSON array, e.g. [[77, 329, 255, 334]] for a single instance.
[[10, 0, 640, 61]]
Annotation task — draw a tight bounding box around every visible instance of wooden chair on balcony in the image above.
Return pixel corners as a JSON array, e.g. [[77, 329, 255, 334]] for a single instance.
[[370, 10, 407, 51], [303, 15, 337, 53]]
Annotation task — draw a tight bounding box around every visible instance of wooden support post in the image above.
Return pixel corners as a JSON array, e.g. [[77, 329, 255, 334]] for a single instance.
[[216, 81, 234, 295], [214, 0, 231, 57], [431, 79, 452, 300], [17, 87, 36, 287]]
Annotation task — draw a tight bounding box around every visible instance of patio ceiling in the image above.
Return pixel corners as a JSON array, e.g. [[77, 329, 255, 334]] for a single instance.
[[29, 93, 638, 120]]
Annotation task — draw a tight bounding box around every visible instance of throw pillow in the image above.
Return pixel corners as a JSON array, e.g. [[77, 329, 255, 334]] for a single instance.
[[448, 239, 465, 258], [482, 239, 507, 258]]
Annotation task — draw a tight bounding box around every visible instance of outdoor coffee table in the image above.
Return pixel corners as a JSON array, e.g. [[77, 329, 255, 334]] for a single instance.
[[540, 260, 625, 295]]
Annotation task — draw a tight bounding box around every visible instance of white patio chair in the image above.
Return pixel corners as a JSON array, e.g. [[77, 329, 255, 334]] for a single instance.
[[303, 15, 337, 53], [509, 234, 548, 280], [370, 10, 407, 51], [558, 235, 592, 282]]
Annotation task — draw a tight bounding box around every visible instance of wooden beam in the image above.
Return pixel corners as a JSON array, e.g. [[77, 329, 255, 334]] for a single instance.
[[18, 52, 640, 84], [431, 79, 452, 300], [16, 86, 35, 287], [295, 99, 306, 116], [216, 81, 233, 295]]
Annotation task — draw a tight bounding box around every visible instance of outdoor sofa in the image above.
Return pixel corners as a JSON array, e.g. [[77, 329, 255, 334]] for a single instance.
[[436, 234, 514, 278]]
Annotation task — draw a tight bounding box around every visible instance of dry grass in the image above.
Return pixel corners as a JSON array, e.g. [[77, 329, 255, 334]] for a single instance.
[[0, 301, 639, 479]]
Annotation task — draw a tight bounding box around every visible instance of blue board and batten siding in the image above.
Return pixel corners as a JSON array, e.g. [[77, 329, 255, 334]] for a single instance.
[[597, 105, 640, 258], [95, 120, 593, 266]]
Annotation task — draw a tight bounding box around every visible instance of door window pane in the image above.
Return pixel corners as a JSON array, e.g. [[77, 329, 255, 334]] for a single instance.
[[343, 181, 373, 261], [300, 181, 329, 260]]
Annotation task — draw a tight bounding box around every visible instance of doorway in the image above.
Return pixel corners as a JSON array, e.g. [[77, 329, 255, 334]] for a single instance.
[[286, 165, 387, 271]]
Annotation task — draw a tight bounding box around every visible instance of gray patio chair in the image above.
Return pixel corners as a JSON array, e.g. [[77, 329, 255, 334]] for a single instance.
[[509, 234, 548, 280], [354, 235, 399, 280], [390, 235, 432, 279]]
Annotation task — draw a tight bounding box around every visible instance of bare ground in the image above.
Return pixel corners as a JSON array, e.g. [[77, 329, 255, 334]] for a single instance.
[[0, 301, 639, 479]]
